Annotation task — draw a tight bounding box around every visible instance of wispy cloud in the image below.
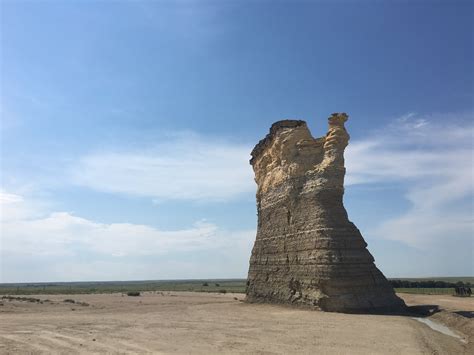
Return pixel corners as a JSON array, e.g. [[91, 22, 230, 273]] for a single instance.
[[0, 190, 255, 282], [2, 112, 472, 281], [346, 112, 473, 259], [70, 133, 254, 202], [69, 112, 473, 252], [346, 111, 473, 186]]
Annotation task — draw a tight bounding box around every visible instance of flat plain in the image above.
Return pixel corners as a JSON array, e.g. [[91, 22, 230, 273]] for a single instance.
[[1, 277, 472, 296], [1, 292, 472, 354]]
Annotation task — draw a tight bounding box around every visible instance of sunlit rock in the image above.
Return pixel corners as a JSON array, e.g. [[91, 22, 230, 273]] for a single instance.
[[246, 113, 406, 312]]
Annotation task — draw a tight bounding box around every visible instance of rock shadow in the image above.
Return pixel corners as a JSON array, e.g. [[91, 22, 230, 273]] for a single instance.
[[454, 311, 474, 319], [341, 304, 441, 318], [405, 304, 440, 317]]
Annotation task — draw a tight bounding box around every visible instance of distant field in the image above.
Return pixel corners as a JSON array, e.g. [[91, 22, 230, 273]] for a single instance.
[[0, 279, 247, 295], [0, 277, 471, 295], [389, 277, 473, 295], [390, 277, 474, 284], [394, 288, 455, 295]]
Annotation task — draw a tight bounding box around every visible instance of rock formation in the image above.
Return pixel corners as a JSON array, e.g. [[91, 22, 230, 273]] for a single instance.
[[246, 113, 406, 313]]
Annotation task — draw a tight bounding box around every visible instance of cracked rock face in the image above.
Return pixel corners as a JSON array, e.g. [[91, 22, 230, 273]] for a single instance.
[[246, 113, 406, 313]]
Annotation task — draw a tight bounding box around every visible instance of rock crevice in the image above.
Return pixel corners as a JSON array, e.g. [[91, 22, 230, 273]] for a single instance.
[[246, 113, 405, 313]]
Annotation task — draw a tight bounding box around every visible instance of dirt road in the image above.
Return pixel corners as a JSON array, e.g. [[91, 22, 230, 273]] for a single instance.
[[0, 292, 471, 354]]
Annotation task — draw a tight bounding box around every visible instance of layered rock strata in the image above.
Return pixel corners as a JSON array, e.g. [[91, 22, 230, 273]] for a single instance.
[[246, 113, 405, 313]]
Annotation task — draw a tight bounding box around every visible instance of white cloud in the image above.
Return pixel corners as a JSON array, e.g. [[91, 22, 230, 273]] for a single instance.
[[0, 188, 48, 222], [70, 134, 254, 201], [345, 112, 473, 256], [346, 112, 473, 186], [2, 112, 473, 281], [0, 191, 255, 282], [0, 191, 23, 204], [67, 113, 473, 252]]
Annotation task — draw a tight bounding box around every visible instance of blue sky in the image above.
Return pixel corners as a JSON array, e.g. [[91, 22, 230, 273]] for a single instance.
[[1, 0, 473, 282]]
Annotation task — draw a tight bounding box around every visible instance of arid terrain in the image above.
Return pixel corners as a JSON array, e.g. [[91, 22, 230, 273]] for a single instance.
[[0, 292, 472, 354]]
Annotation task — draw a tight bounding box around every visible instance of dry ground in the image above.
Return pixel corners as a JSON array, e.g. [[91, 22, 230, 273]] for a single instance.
[[0, 292, 472, 354]]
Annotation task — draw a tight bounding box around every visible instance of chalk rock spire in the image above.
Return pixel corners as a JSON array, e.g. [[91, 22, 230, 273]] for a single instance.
[[246, 113, 405, 312]]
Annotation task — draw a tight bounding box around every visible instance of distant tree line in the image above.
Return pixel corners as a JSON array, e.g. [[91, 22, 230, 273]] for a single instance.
[[390, 280, 471, 288]]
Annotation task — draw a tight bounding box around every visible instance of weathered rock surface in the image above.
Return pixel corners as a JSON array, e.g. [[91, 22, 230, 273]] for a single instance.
[[246, 113, 406, 313]]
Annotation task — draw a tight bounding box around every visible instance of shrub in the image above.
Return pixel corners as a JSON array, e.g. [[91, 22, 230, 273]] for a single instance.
[[127, 291, 140, 297], [202, 282, 209, 286], [219, 289, 227, 294], [390, 280, 464, 289], [215, 283, 220, 287]]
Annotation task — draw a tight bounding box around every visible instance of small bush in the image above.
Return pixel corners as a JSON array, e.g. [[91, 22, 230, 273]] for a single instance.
[[215, 283, 220, 287], [202, 282, 209, 286], [127, 291, 140, 297], [219, 289, 227, 294], [63, 299, 76, 303], [2, 296, 42, 303]]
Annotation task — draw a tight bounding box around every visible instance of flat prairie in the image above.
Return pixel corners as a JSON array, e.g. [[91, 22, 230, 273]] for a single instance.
[[0, 292, 472, 354]]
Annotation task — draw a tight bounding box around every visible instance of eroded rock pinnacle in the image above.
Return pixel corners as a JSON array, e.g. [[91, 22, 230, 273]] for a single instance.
[[246, 113, 406, 313]]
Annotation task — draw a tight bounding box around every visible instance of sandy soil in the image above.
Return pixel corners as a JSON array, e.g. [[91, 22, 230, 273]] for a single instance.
[[0, 292, 471, 354]]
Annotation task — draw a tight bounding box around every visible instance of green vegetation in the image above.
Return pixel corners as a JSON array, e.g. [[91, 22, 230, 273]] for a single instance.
[[389, 278, 472, 295], [0, 279, 247, 295], [394, 288, 456, 295], [390, 278, 472, 287], [390, 277, 474, 284], [126, 291, 141, 297], [0, 278, 471, 296]]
